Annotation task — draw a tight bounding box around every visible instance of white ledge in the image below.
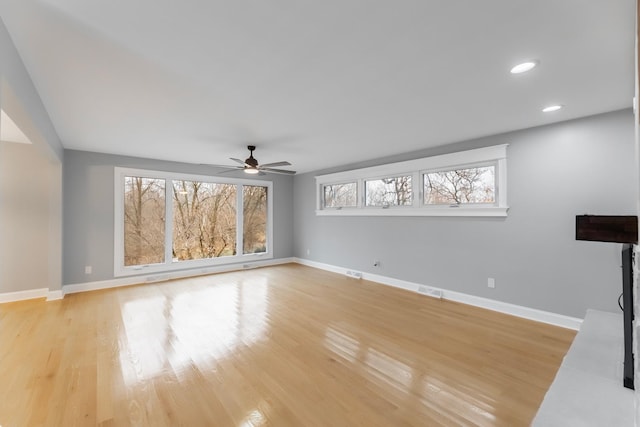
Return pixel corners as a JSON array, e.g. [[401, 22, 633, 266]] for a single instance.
[[315, 207, 509, 217]]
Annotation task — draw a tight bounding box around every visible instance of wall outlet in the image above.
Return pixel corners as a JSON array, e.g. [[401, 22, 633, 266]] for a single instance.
[[488, 277, 495, 288], [306, 248, 311, 256], [85, 266, 92, 274], [345, 270, 363, 279], [418, 285, 443, 299]]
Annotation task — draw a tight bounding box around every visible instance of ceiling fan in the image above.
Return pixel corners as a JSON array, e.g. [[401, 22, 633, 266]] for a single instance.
[[211, 145, 296, 175]]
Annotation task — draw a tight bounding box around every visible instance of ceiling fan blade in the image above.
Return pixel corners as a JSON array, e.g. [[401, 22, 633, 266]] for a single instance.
[[200, 163, 243, 168], [259, 161, 291, 168], [216, 168, 245, 175], [230, 157, 249, 166], [260, 167, 296, 175]]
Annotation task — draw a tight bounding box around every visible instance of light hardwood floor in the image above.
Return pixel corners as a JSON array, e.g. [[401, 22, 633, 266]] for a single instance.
[[0, 264, 575, 426]]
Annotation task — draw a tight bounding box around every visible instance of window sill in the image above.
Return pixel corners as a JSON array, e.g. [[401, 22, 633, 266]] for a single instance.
[[315, 207, 509, 217], [114, 252, 272, 278]]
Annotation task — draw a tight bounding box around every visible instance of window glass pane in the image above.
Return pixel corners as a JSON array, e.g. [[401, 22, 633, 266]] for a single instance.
[[365, 176, 412, 206], [424, 166, 495, 205], [243, 185, 268, 254], [124, 177, 165, 266], [324, 183, 357, 208], [172, 180, 237, 260]]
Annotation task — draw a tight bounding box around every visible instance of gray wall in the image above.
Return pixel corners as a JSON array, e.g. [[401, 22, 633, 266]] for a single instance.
[[0, 141, 53, 292], [0, 17, 63, 294], [294, 109, 636, 318], [63, 150, 294, 285]]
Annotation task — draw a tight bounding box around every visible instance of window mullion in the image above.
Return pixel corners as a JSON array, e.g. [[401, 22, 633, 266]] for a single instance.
[[165, 178, 173, 266], [413, 171, 421, 207], [236, 184, 243, 256]]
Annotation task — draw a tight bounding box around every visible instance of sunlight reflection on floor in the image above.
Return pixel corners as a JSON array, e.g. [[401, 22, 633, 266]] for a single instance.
[[323, 324, 497, 426], [118, 278, 269, 386]]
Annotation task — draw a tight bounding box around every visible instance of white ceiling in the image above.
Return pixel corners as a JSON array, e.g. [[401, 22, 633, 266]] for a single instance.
[[0, 0, 634, 173]]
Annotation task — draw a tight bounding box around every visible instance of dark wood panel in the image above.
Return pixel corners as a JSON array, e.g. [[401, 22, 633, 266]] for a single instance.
[[576, 215, 638, 244]]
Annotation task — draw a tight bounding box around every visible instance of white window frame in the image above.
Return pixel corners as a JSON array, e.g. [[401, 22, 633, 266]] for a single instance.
[[422, 160, 498, 207], [315, 144, 508, 217], [321, 181, 359, 210], [364, 174, 414, 208], [114, 167, 273, 277]]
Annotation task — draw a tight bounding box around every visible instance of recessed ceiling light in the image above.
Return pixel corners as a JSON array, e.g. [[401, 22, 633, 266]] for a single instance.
[[542, 105, 563, 113], [510, 61, 538, 74]]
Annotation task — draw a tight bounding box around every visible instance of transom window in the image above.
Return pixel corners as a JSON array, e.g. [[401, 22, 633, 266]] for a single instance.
[[323, 182, 357, 208], [365, 175, 412, 207], [115, 168, 273, 277], [315, 145, 508, 217], [424, 165, 495, 206]]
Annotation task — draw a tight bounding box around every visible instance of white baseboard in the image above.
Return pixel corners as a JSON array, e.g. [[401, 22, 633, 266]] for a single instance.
[[0, 288, 48, 303], [6, 257, 582, 330], [47, 290, 64, 301], [63, 257, 296, 295], [294, 258, 583, 330]]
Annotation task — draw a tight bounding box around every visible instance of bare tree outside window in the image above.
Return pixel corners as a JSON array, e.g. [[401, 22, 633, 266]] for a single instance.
[[124, 177, 166, 266], [424, 166, 495, 205], [172, 180, 237, 260], [117, 167, 277, 275], [243, 185, 268, 254], [365, 176, 412, 206], [324, 183, 357, 207]]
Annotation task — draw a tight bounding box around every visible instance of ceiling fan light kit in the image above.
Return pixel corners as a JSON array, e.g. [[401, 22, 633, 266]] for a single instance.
[[243, 145, 260, 173]]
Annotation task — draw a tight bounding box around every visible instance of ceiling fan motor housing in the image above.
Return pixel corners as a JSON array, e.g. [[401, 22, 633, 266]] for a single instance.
[[245, 145, 258, 167]]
